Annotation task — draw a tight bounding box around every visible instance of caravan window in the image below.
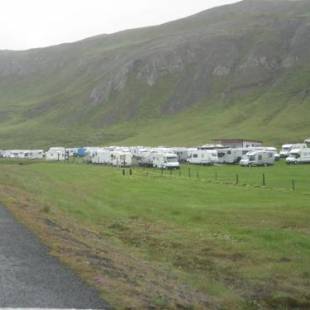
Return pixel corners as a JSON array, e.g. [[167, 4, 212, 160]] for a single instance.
[[193, 154, 198, 158], [249, 155, 255, 161], [258, 155, 262, 160]]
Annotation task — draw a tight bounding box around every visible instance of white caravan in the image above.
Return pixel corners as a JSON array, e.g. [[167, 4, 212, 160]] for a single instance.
[[280, 144, 307, 158], [91, 149, 113, 165], [240, 150, 275, 167], [25, 150, 44, 159], [286, 148, 310, 164], [217, 148, 250, 164], [187, 149, 218, 165], [153, 153, 180, 169], [111, 151, 133, 167], [45, 147, 66, 161]]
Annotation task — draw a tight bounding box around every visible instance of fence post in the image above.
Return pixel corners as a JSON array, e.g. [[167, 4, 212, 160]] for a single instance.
[[129, 168, 132, 176], [262, 173, 266, 186], [196, 171, 200, 179], [170, 169, 173, 176], [292, 179, 296, 191], [188, 167, 191, 178], [122, 169, 125, 176], [236, 174, 239, 185], [179, 168, 181, 177]]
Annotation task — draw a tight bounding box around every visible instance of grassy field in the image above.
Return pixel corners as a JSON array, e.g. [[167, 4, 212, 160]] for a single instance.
[[0, 160, 309, 309]]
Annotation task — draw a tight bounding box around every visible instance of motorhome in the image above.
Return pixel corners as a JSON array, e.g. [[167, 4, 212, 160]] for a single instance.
[[217, 148, 250, 164], [45, 147, 66, 161], [187, 149, 218, 165], [286, 148, 310, 164], [111, 151, 133, 167], [240, 150, 275, 167], [153, 153, 180, 169], [280, 144, 306, 158], [91, 149, 112, 165], [25, 150, 44, 159]]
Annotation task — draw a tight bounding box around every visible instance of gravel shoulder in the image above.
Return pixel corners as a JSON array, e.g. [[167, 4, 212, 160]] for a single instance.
[[0, 205, 108, 308]]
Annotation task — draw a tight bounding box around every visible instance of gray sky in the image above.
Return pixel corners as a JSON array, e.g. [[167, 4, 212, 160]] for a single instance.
[[0, 0, 240, 50]]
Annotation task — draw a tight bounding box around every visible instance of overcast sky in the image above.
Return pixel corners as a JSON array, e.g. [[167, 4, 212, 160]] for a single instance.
[[0, 0, 240, 50]]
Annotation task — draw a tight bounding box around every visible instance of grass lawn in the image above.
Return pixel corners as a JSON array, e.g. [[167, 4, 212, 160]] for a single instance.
[[0, 160, 309, 309]]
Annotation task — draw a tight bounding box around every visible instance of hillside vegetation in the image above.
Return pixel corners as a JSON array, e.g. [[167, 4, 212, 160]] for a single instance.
[[1, 0, 310, 147]]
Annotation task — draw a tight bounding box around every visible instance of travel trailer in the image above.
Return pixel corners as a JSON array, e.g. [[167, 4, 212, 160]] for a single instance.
[[286, 148, 310, 164], [45, 147, 66, 161], [111, 151, 133, 167], [187, 149, 218, 165], [153, 153, 180, 169], [240, 150, 275, 167]]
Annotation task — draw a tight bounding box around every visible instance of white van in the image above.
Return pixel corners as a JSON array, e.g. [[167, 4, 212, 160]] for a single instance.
[[187, 149, 218, 165], [45, 147, 66, 161], [240, 150, 275, 167], [153, 153, 180, 169], [286, 148, 310, 164]]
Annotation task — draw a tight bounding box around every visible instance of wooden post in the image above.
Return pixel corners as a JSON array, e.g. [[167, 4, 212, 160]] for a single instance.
[[129, 169, 132, 176], [188, 167, 191, 178], [122, 169, 125, 176], [262, 173, 266, 186], [236, 174, 239, 185], [292, 179, 296, 191]]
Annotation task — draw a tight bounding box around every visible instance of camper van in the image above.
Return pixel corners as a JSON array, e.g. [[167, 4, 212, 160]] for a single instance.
[[217, 148, 250, 164], [111, 151, 133, 167], [153, 153, 180, 169], [187, 149, 218, 165], [286, 148, 310, 164], [280, 144, 306, 158], [240, 150, 275, 167], [45, 147, 66, 161]]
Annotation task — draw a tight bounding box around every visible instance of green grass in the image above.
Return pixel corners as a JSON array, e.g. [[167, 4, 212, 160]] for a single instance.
[[0, 160, 309, 308]]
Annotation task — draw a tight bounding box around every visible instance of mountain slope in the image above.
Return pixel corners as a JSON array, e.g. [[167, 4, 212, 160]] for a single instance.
[[0, 0, 310, 148]]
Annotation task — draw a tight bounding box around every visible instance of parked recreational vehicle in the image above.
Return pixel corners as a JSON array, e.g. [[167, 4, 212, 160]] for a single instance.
[[217, 148, 250, 164], [153, 153, 180, 169], [111, 151, 133, 167], [45, 147, 66, 161], [280, 144, 306, 158], [91, 149, 112, 165], [286, 148, 310, 164], [240, 150, 275, 167], [26, 150, 44, 159], [187, 149, 218, 165]]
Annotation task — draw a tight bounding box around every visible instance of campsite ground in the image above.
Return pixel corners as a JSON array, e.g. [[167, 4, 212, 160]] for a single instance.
[[0, 160, 309, 309]]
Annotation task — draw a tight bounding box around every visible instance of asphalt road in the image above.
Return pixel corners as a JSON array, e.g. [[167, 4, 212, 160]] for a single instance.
[[0, 205, 109, 309]]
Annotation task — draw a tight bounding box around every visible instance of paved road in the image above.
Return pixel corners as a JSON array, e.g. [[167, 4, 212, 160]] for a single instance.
[[0, 205, 109, 308]]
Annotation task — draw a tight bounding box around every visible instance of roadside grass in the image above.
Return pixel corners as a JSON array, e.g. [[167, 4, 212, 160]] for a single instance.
[[0, 160, 309, 308]]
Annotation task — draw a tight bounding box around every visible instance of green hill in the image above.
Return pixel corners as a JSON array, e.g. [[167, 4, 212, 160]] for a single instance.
[[0, 0, 310, 148]]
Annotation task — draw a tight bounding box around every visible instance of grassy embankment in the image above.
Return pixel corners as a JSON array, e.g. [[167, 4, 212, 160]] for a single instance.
[[0, 160, 309, 309]]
